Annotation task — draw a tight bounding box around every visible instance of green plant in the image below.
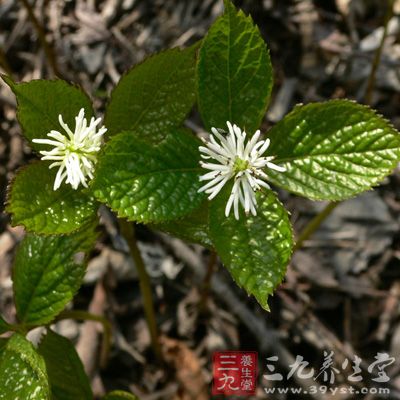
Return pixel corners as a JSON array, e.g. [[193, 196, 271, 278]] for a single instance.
[[1, 0, 400, 398]]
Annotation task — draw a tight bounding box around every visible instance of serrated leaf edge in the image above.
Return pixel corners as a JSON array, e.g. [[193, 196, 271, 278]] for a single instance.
[[209, 188, 294, 310], [5, 160, 99, 236], [2, 334, 50, 396], [104, 43, 200, 138], [268, 99, 400, 201], [0, 76, 94, 148], [196, 0, 273, 132], [92, 130, 204, 224]]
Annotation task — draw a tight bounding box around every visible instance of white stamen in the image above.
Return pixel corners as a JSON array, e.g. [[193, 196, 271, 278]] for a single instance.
[[198, 121, 286, 220], [33, 108, 107, 191]]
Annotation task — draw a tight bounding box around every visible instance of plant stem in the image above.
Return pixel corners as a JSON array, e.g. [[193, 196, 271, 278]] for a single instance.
[[19, 0, 62, 78], [0, 47, 13, 77], [365, 0, 394, 105], [7, 323, 28, 335], [119, 220, 163, 362], [294, 1, 394, 252], [199, 250, 217, 313], [294, 202, 339, 252], [55, 310, 112, 368]]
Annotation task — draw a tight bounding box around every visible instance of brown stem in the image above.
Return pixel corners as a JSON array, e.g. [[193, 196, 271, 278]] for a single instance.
[[54, 310, 112, 368], [119, 220, 163, 363]]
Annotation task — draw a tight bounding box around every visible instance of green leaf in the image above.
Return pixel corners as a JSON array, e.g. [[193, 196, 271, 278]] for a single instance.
[[0, 334, 51, 400], [153, 202, 213, 248], [92, 129, 205, 223], [6, 162, 98, 235], [210, 188, 293, 309], [105, 45, 198, 140], [267, 100, 400, 200], [197, 0, 273, 133], [13, 222, 97, 325], [103, 391, 138, 400], [0, 316, 11, 334], [1, 76, 93, 151], [38, 330, 92, 400]]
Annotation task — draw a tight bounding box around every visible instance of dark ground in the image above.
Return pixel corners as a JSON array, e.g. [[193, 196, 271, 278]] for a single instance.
[[1, 0, 400, 399]]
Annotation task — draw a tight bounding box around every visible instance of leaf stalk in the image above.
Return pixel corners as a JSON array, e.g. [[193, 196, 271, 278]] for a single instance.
[[54, 310, 112, 368], [295, 0, 394, 252]]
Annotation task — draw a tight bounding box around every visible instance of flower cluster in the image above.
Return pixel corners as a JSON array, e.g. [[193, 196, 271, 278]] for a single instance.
[[198, 122, 285, 220], [33, 108, 107, 190]]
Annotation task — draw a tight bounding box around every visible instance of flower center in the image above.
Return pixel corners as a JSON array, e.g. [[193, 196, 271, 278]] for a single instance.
[[66, 141, 92, 156], [233, 156, 249, 173]]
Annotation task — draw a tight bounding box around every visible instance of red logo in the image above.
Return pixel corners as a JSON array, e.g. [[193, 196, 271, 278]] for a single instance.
[[212, 351, 257, 396]]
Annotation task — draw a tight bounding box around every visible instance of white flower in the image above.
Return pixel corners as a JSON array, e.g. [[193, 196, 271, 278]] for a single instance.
[[198, 121, 286, 220], [32, 108, 107, 191]]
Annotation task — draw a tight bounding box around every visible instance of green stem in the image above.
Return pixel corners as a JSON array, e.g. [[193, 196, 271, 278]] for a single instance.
[[54, 310, 112, 368], [365, 0, 394, 105], [119, 220, 163, 363], [19, 0, 62, 78], [6, 323, 28, 335], [294, 202, 339, 251]]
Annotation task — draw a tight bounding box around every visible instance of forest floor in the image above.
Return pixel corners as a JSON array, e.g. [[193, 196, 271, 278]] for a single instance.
[[1, 0, 400, 399]]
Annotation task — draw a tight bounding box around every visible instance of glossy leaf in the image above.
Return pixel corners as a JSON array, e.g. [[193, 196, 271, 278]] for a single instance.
[[38, 330, 92, 400], [105, 45, 198, 140], [103, 391, 138, 400], [267, 100, 400, 200], [197, 0, 273, 133], [6, 162, 98, 235], [0, 334, 51, 400], [1, 76, 93, 151], [13, 222, 97, 325], [92, 129, 205, 223], [210, 188, 293, 309], [153, 202, 212, 248]]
